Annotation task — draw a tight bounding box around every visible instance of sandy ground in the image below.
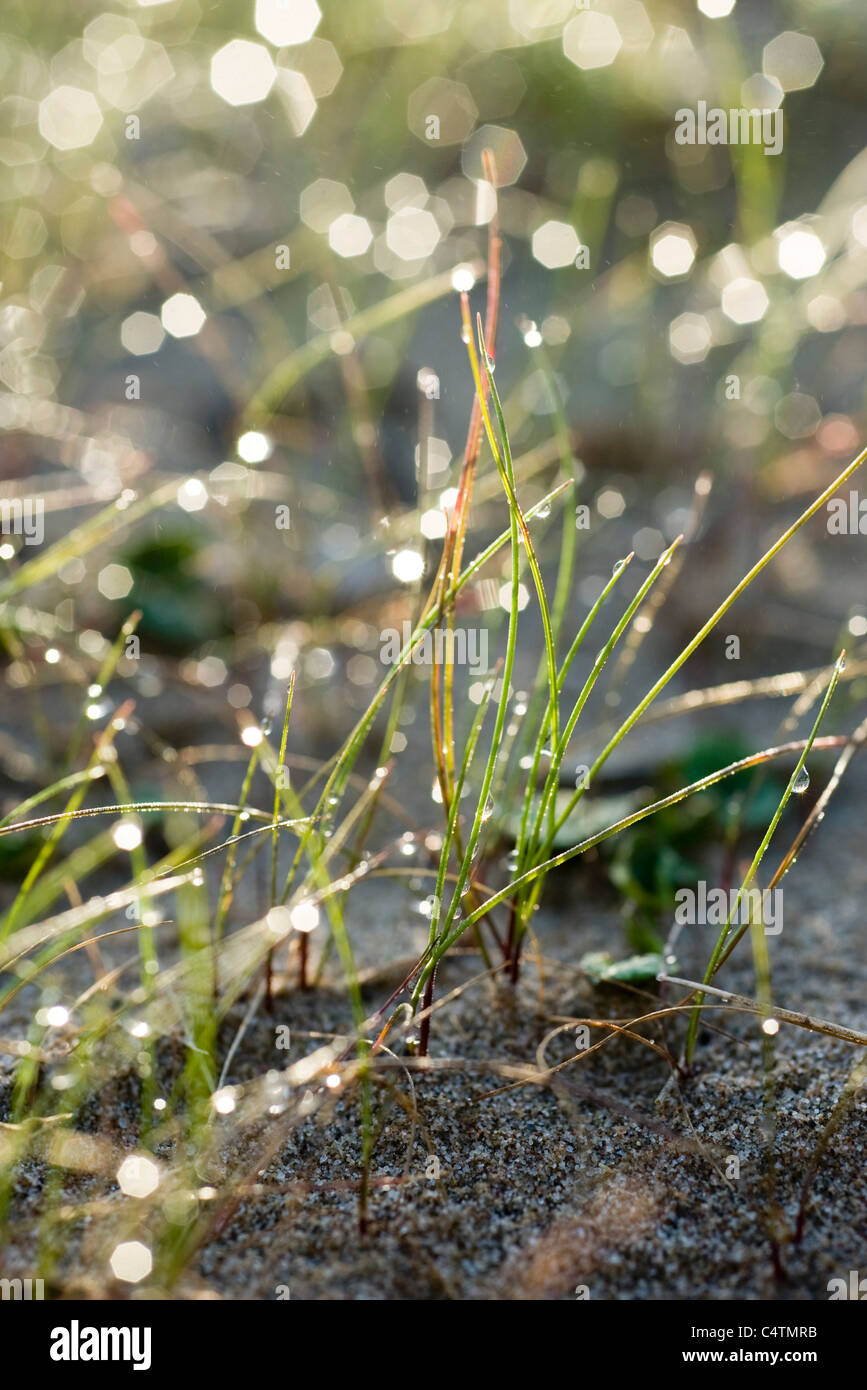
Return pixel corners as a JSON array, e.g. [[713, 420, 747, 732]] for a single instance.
[[187, 755, 867, 1301]]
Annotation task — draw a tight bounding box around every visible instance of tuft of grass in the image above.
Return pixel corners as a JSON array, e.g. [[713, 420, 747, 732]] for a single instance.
[[1, 241, 866, 1292]]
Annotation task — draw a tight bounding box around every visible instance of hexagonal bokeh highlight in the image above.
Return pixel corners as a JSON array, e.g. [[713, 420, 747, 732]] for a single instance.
[[385, 173, 427, 211], [775, 392, 821, 440], [255, 0, 321, 47], [462, 125, 527, 187], [98, 564, 134, 600], [698, 0, 736, 17], [740, 73, 783, 111], [668, 312, 711, 364], [38, 86, 103, 150], [650, 222, 697, 279], [386, 207, 440, 261], [110, 1241, 152, 1284], [300, 178, 354, 233], [563, 12, 622, 71], [532, 220, 580, 269], [762, 31, 823, 93], [721, 276, 769, 325], [82, 12, 135, 64], [407, 78, 477, 146], [210, 40, 276, 107], [161, 293, 206, 338], [121, 311, 164, 356], [117, 1155, 160, 1198], [328, 213, 373, 258], [776, 225, 825, 280], [282, 38, 342, 99]]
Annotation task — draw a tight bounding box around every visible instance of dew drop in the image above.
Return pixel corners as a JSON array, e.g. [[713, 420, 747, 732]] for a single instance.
[[419, 895, 440, 922], [481, 794, 494, 823], [792, 767, 810, 795], [536, 501, 551, 520]]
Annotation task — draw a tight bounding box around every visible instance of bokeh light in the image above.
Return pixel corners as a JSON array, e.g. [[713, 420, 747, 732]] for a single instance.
[[211, 40, 276, 106]]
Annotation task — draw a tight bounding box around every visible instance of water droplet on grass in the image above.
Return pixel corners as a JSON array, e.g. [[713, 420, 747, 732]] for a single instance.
[[792, 767, 810, 795]]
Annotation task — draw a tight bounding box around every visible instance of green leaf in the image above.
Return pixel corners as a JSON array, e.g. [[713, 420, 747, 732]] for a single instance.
[[580, 950, 668, 985]]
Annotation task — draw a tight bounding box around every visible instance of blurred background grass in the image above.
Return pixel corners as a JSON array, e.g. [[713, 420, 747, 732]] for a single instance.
[[2, 0, 867, 763]]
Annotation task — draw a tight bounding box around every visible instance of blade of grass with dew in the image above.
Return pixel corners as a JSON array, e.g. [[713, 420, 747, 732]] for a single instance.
[[526, 540, 683, 883], [512, 540, 684, 961], [504, 550, 635, 871], [554, 446, 867, 828], [472, 308, 561, 776], [502, 338, 579, 807], [64, 611, 141, 769], [440, 162, 501, 798], [683, 653, 845, 1064], [409, 315, 524, 1029], [605, 473, 713, 709], [418, 735, 849, 985], [101, 753, 155, 984], [0, 706, 129, 941], [213, 737, 262, 949], [0, 766, 108, 830], [419, 672, 496, 1051]]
